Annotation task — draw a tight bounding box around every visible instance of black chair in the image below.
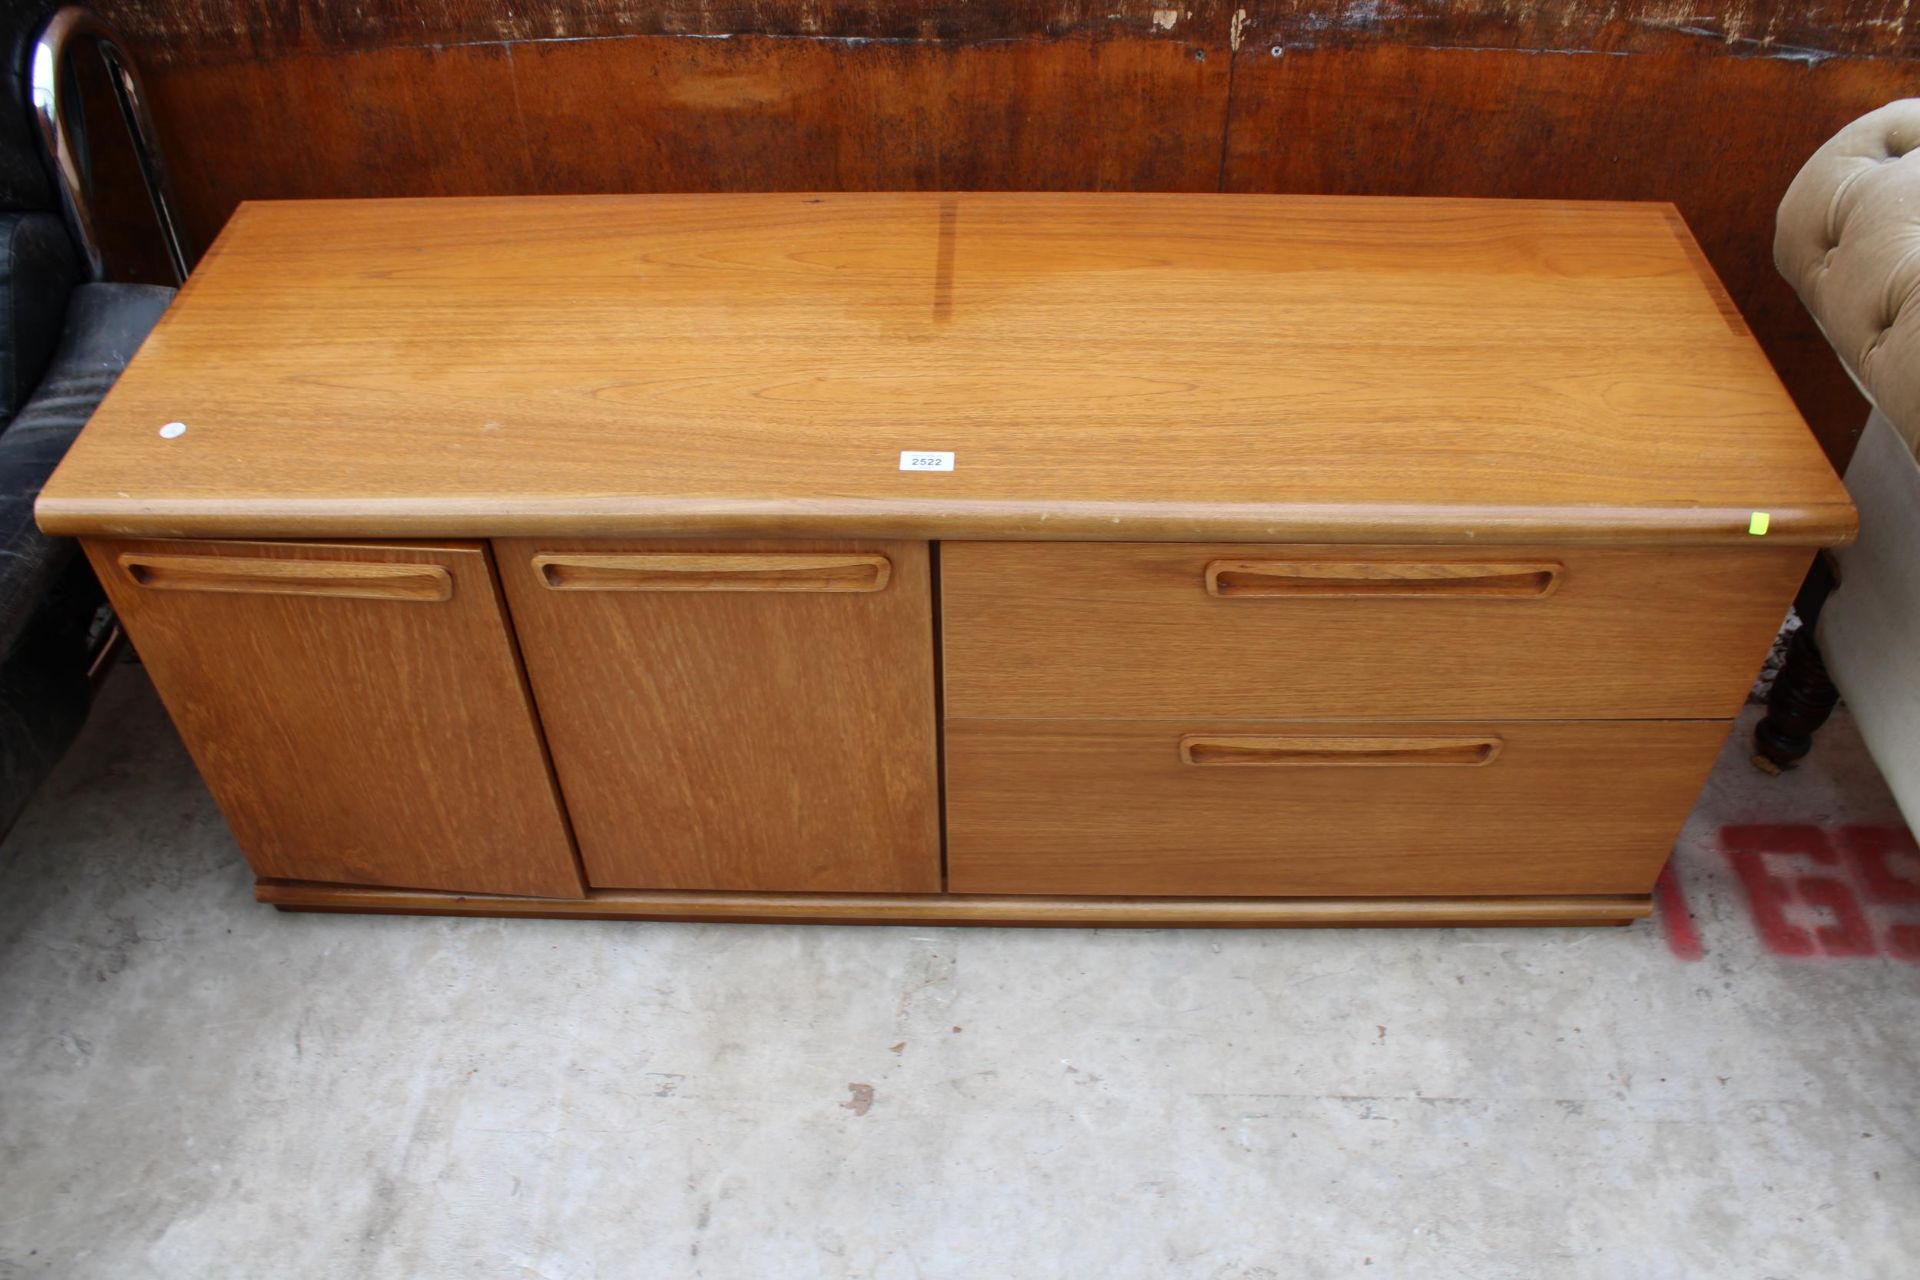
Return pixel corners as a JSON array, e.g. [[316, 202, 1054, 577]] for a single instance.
[[0, 3, 180, 832]]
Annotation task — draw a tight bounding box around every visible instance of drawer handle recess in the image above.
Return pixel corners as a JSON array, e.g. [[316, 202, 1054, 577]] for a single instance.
[[1179, 735, 1503, 767], [1204, 560, 1561, 599], [533, 552, 892, 593], [119, 554, 452, 602]]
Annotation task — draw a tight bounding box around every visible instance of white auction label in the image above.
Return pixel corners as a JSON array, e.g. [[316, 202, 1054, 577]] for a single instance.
[[899, 450, 955, 472]]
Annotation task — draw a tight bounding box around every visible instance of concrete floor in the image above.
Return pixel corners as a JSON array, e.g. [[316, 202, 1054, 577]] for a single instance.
[[1, 668, 1916, 1280]]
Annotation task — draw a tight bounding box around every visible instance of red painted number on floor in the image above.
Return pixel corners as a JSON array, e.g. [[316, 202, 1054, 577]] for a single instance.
[[1717, 824, 1920, 963], [1654, 860, 1704, 961]]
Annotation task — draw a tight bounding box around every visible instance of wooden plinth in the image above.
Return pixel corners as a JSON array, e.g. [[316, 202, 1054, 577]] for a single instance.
[[256, 880, 1650, 928]]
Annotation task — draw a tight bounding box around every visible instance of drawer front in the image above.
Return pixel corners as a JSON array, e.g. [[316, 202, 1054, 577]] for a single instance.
[[945, 718, 1728, 896], [941, 543, 1809, 720], [495, 538, 941, 893], [88, 538, 583, 898]]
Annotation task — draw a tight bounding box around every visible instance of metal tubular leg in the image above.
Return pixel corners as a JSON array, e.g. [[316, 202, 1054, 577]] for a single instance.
[[29, 6, 190, 284]]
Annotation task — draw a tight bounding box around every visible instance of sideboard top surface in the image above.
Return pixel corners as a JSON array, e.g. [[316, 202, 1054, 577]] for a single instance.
[[38, 193, 1854, 545]]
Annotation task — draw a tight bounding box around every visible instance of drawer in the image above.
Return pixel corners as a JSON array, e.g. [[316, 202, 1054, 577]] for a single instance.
[[940, 543, 1809, 720], [945, 717, 1729, 896]]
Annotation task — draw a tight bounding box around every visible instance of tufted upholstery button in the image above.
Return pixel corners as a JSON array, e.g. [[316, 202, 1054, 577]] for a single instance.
[[1777, 100, 1920, 461]]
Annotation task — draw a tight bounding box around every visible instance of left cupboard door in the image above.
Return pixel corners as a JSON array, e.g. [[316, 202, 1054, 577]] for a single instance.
[[87, 539, 584, 898]]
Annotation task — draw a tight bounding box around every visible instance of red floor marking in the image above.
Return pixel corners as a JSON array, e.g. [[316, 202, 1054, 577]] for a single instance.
[[1796, 877, 1879, 956], [1720, 824, 1833, 957], [1838, 826, 1920, 965], [1837, 826, 1920, 904], [1653, 858, 1703, 961], [1719, 823, 1920, 963]]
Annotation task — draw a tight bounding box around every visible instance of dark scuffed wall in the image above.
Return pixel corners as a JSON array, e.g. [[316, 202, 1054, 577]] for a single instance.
[[86, 2, 1920, 59], [85, 0, 1920, 462]]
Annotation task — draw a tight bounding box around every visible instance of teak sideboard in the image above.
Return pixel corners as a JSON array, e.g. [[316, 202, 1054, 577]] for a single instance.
[[36, 193, 1856, 928]]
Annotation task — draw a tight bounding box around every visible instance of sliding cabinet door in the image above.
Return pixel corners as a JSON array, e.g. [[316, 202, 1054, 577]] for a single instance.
[[496, 539, 940, 893], [90, 538, 582, 898]]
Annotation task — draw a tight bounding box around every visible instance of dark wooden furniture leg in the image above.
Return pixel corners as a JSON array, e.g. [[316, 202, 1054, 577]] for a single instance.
[[1753, 555, 1839, 773]]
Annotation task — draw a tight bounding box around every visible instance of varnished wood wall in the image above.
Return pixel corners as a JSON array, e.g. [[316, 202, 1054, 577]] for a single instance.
[[91, 0, 1920, 462]]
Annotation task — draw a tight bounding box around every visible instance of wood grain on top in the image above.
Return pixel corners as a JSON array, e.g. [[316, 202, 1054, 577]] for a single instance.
[[38, 193, 1854, 544]]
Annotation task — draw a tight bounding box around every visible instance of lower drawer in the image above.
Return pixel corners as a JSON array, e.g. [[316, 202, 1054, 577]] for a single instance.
[[945, 718, 1729, 897]]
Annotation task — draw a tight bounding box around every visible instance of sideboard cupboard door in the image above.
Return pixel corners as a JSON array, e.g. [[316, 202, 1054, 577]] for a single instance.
[[87, 538, 584, 899], [495, 539, 941, 893]]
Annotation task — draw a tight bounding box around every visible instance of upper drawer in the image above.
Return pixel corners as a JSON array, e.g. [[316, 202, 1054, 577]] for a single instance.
[[941, 542, 1810, 720]]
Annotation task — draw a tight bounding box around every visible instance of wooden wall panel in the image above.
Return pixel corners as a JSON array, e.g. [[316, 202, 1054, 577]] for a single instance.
[[91, 1, 1920, 60], [509, 35, 1227, 194], [80, 0, 1920, 463], [141, 34, 1229, 253]]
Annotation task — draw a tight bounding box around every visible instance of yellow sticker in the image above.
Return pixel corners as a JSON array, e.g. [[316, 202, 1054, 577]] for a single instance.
[[1749, 511, 1771, 536]]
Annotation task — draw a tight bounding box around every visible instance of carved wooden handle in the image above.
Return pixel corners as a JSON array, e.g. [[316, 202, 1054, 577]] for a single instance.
[[1204, 560, 1561, 599], [532, 552, 892, 593], [1178, 734, 1503, 767], [119, 554, 452, 602]]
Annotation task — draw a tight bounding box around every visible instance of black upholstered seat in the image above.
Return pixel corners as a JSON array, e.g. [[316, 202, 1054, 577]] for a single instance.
[[0, 4, 176, 833]]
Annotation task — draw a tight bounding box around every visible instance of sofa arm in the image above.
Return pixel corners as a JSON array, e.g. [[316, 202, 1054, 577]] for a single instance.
[[1776, 99, 1920, 459]]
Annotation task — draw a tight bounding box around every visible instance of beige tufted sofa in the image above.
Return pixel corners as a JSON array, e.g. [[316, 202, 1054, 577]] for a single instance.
[[1763, 99, 1920, 828]]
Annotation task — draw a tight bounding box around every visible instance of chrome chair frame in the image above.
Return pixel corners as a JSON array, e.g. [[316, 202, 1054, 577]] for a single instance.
[[29, 5, 188, 284]]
